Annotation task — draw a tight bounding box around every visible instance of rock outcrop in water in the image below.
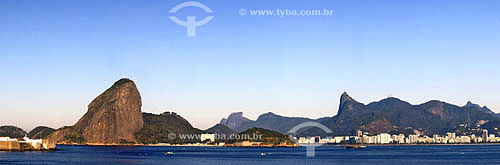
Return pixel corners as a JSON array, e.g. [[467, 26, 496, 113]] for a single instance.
[[49, 78, 144, 144]]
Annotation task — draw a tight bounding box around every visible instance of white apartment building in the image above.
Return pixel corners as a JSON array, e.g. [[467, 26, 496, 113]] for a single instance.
[[200, 134, 215, 142]]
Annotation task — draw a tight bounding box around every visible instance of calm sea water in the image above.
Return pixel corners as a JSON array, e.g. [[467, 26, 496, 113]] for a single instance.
[[1, 145, 500, 164]]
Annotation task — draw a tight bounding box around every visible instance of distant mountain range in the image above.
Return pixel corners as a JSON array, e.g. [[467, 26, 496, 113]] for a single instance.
[[219, 112, 326, 134], [221, 92, 500, 136], [311, 92, 500, 136], [4, 78, 499, 144]]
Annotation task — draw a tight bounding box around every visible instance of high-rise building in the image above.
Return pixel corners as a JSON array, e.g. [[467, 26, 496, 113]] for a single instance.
[[489, 134, 496, 142], [409, 135, 419, 144], [356, 130, 363, 137], [200, 134, 216, 142], [379, 133, 391, 144], [398, 134, 405, 144], [314, 136, 321, 143], [482, 130, 489, 143], [446, 132, 456, 139]]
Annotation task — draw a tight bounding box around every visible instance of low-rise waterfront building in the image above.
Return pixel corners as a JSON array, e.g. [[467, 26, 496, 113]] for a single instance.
[[200, 134, 215, 143], [0, 136, 54, 151]]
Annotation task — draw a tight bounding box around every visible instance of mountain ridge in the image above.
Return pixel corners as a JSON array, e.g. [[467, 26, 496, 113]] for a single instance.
[[28, 126, 56, 139], [135, 112, 203, 144], [311, 93, 499, 136], [205, 124, 237, 136], [219, 112, 318, 134], [220, 93, 498, 137]]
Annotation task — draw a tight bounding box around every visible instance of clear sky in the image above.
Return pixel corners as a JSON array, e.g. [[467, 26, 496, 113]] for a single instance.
[[1, 0, 499, 131]]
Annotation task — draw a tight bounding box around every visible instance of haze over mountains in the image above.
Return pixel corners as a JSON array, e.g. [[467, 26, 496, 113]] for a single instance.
[[312, 93, 500, 136], [2, 78, 500, 145], [220, 92, 500, 136], [219, 112, 327, 134]]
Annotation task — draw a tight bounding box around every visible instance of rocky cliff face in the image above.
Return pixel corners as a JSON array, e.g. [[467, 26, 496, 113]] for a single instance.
[[49, 78, 144, 144], [465, 101, 496, 115], [219, 112, 255, 132]]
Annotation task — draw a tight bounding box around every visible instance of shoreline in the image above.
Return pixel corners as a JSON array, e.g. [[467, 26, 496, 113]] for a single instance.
[[0, 149, 59, 152], [55, 143, 500, 147], [327, 143, 500, 146]]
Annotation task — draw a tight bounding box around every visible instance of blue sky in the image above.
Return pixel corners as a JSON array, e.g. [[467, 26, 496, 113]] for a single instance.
[[1, 0, 499, 131]]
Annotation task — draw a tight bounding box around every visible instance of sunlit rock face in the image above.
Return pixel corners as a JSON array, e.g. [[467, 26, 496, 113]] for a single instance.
[[50, 78, 144, 144]]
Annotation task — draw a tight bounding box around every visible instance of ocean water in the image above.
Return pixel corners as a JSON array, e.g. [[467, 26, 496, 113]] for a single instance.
[[1, 145, 500, 165]]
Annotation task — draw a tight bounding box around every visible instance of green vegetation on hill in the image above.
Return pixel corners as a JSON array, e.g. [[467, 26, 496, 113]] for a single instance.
[[205, 124, 236, 136], [220, 112, 315, 134], [59, 126, 86, 144], [28, 126, 56, 139], [135, 112, 204, 144], [239, 128, 293, 145], [0, 126, 27, 138], [254, 112, 315, 134]]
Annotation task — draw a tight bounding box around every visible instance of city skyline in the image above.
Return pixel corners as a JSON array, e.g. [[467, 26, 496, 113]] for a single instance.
[[1, 0, 500, 131]]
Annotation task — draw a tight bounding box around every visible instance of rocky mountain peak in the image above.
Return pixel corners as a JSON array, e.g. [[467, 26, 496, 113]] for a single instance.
[[113, 78, 133, 86], [340, 92, 353, 102], [465, 101, 481, 108], [229, 112, 244, 118], [219, 112, 253, 131], [49, 78, 144, 144], [483, 106, 491, 111], [338, 92, 360, 115], [260, 112, 277, 117], [463, 101, 495, 115], [481, 106, 495, 115]]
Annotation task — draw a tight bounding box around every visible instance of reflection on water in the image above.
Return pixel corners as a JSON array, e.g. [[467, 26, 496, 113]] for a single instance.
[[1, 145, 500, 164]]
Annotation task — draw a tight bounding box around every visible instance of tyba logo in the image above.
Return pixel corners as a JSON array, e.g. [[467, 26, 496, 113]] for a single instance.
[[169, 1, 214, 37]]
